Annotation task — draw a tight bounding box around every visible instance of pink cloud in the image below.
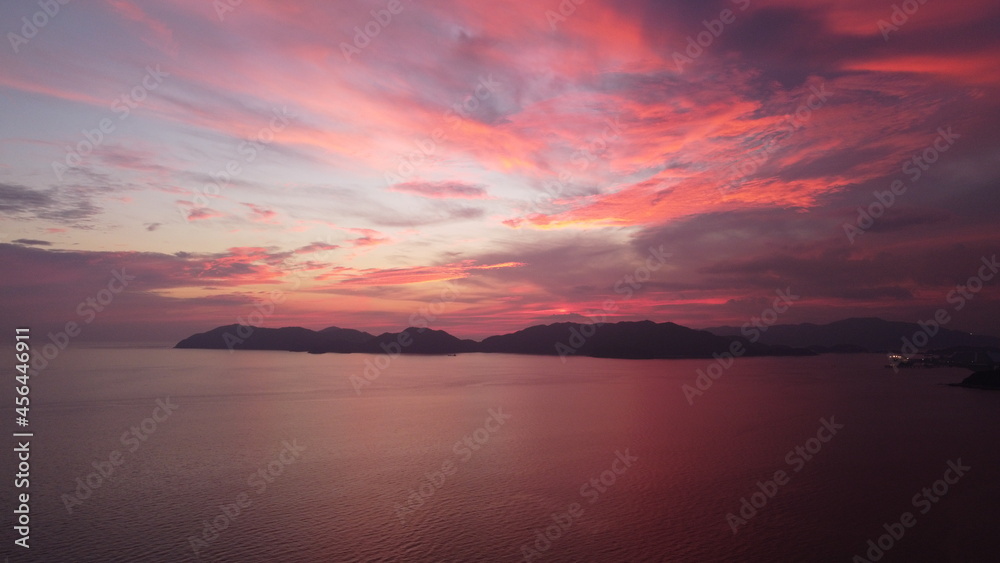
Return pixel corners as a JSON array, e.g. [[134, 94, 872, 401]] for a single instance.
[[294, 242, 340, 254], [185, 208, 225, 221], [389, 181, 490, 199], [242, 203, 279, 224], [348, 228, 390, 247]]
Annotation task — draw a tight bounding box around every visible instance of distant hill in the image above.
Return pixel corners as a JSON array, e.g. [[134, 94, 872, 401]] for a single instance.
[[356, 327, 480, 355], [702, 317, 1000, 353], [175, 320, 814, 359], [479, 320, 809, 359], [175, 325, 373, 353], [318, 326, 375, 344]]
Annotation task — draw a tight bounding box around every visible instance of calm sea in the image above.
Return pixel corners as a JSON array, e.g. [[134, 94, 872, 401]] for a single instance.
[[2, 348, 998, 562]]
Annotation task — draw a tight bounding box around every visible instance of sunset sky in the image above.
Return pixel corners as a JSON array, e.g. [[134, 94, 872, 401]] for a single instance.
[[1, 0, 998, 343]]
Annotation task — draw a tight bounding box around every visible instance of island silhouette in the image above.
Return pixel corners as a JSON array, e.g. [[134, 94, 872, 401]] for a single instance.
[[175, 317, 999, 361]]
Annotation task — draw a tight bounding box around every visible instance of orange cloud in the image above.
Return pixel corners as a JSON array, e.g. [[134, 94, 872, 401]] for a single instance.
[[326, 260, 524, 286]]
